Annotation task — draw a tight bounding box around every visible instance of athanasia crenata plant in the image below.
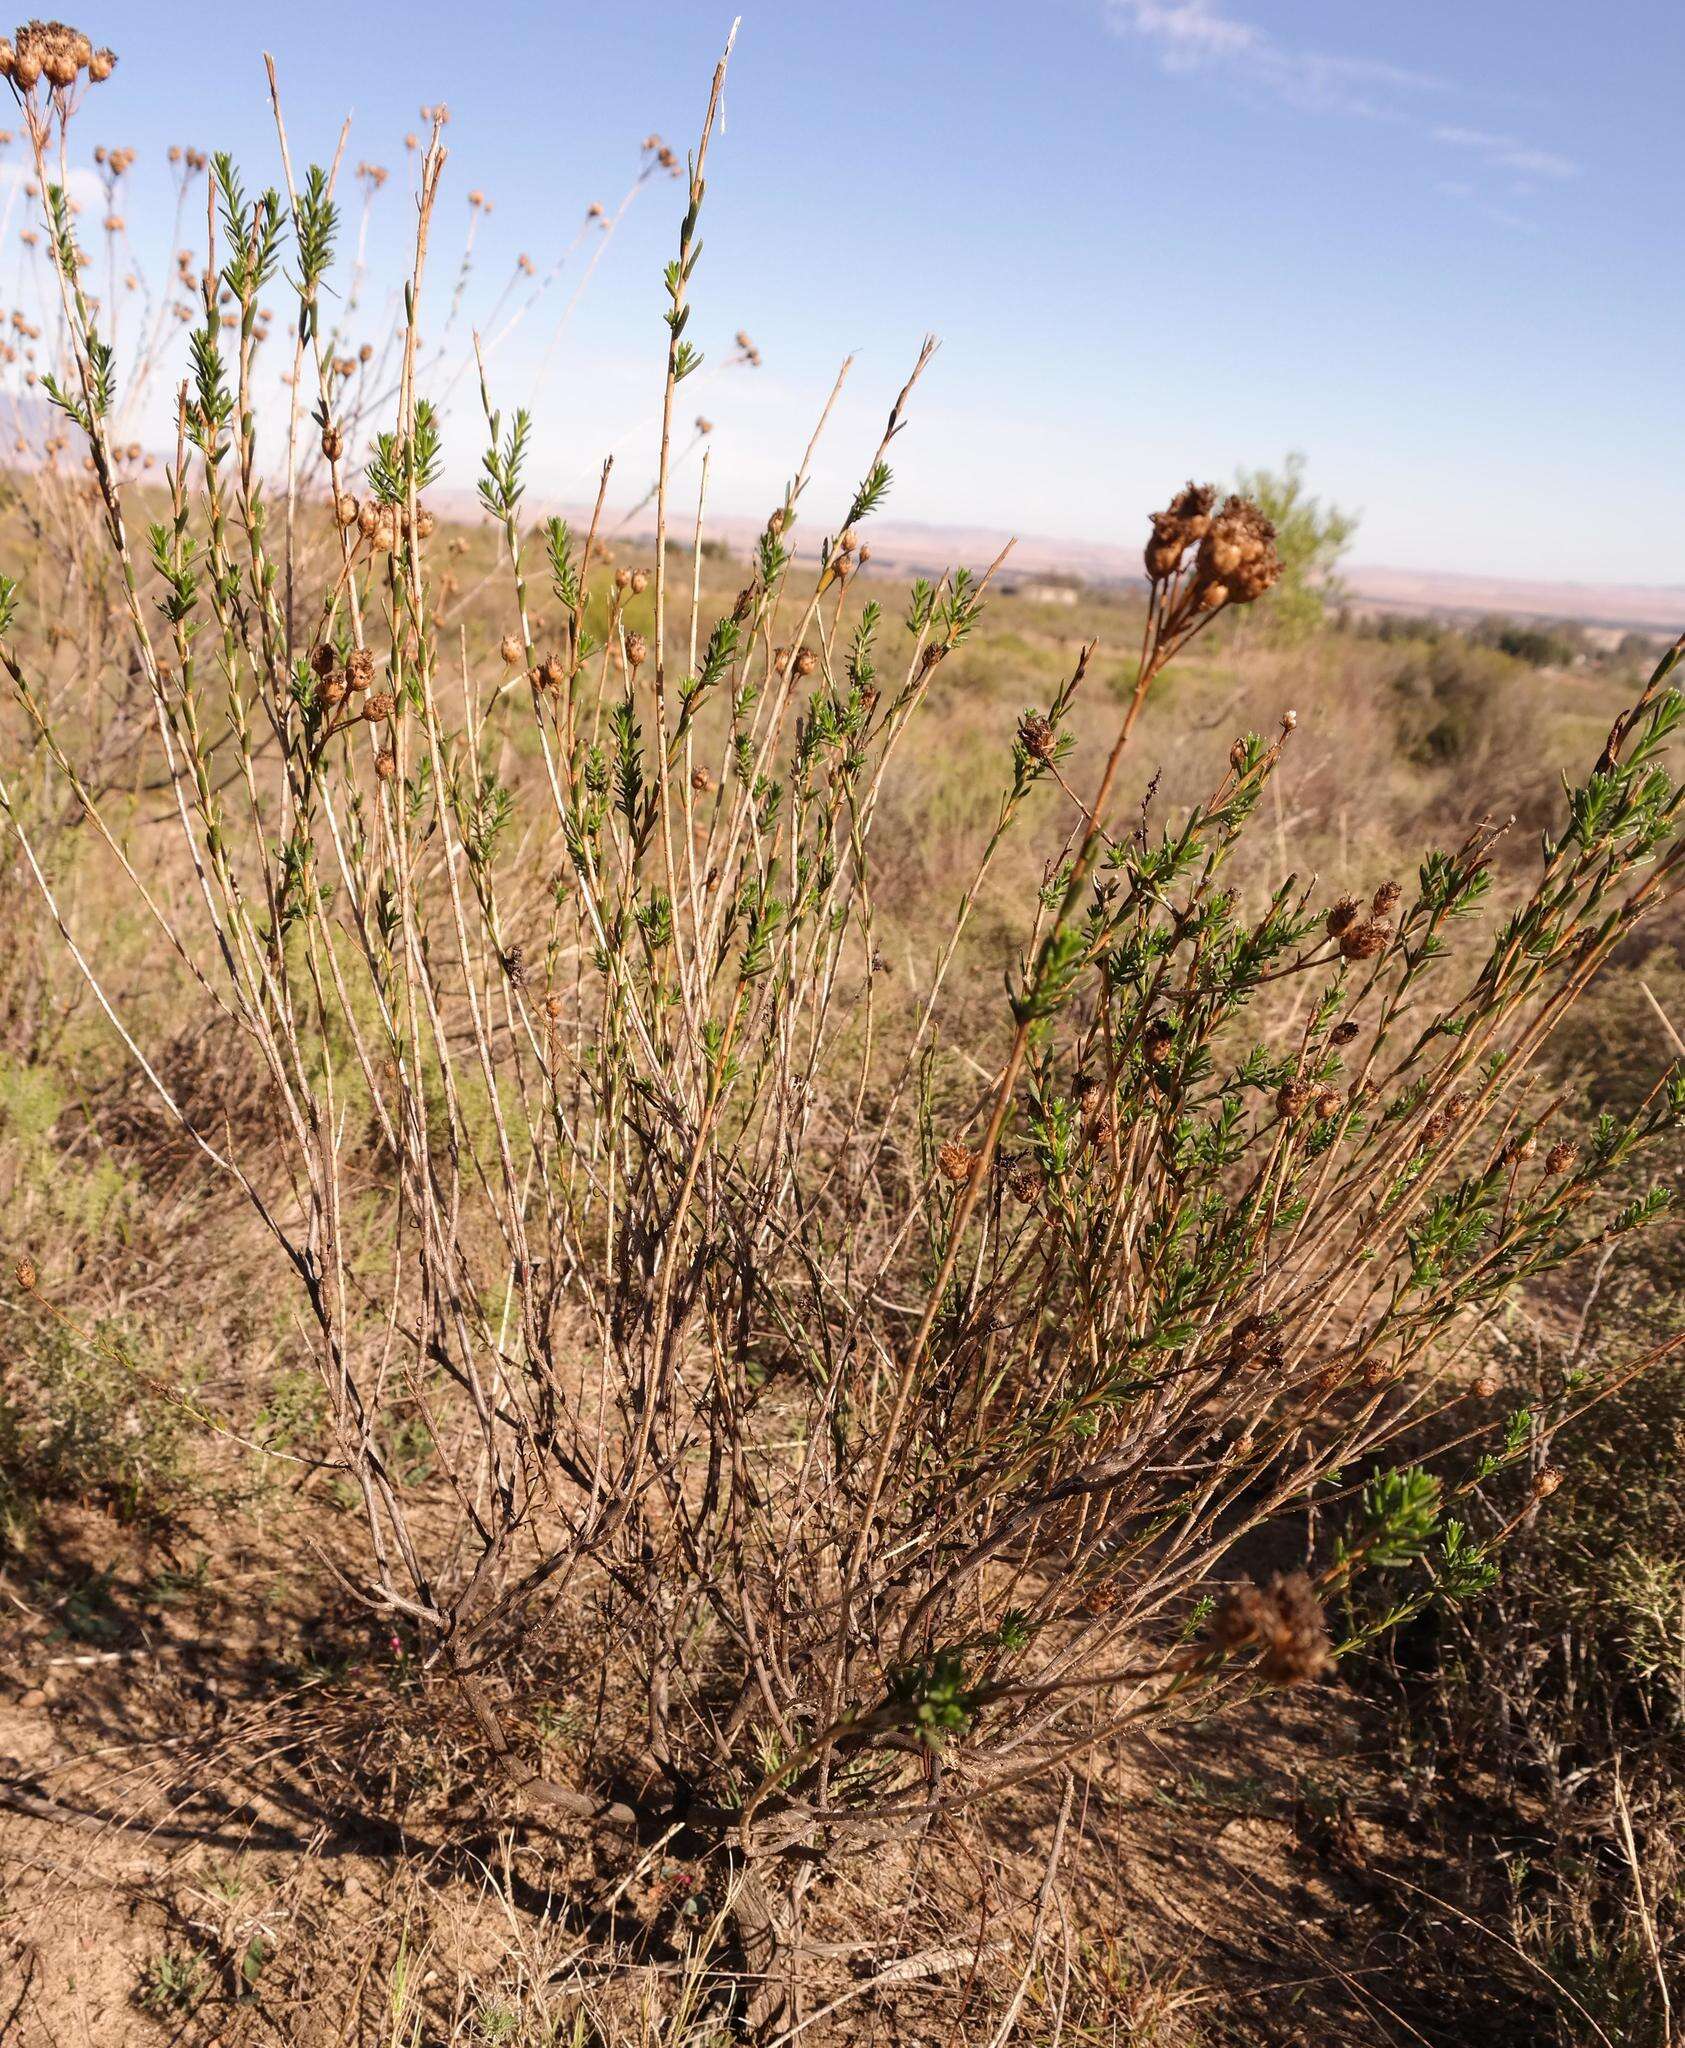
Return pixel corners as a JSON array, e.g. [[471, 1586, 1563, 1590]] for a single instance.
[[3, 27, 1685, 2019]]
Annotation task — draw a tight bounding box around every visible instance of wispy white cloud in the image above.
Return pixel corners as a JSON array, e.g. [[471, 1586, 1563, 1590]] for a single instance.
[[1431, 125, 1579, 180], [1104, 0, 1446, 117], [1112, 0, 1260, 66], [1104, 1, 1576, 224]]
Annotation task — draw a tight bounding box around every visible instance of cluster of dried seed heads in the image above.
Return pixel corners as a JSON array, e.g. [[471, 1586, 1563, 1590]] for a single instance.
[[1144, 482, 1282, 622], [0, 21, 115, 90]]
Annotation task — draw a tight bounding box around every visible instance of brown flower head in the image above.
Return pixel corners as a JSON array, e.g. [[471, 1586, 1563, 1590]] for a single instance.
[[1339, 921, 1389, 962], [1193, 495, 1281, 609], [1207, 1571, 1333, 1685], [1325, 895, 1361, 939], [1276, 1079, 1311, 1119], [936, 1139, 975, 1185], [1143, 480, 1216, 582], [1017, 712, 1056, 761]]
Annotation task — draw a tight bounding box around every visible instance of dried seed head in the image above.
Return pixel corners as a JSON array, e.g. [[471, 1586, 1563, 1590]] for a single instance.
[[13, 1253, 37, 1291], [1142, 1017, 1175, 1064], [772, 646, 790, 676], [346, 647, 376, 690], [1531, 1467, 1562, 1501], [1313, 1088, 1342, 1122], [1230, 1312, 1275, 1364], [321, 422, 343, 461], [1371, 879, 1402, 918], [1339, 921, 1389, 962], [537, 653, 566, 692], [335, 492, 359, 527], [613, 566, 632, 591], [630, 569, 649, 595], [690, 765, 713, 794], [1017, 713, 1057, 762], [364, 691, 396, 723], [793, 646, 818, 678], [1545, 1140, 1576, 1175], [1143, 480, 1216, 582], [1192, 495, 1281, 611], [499, 633, 524, 666], [1473, 1370, 1501, 1400], [1276, 1080, 1312, 1119], [321, 673, 347, 708], [1004, 1152, 1044, 1204], [936, 1139, 975, 1185], [1330, 1019, 1360, 1046], [310, 643, 337, 679], [624, 631, 648, 671], [1207, 1571, 1332, 1686], [374, 747, 397, 781], [1325, 895, 1362, 939]]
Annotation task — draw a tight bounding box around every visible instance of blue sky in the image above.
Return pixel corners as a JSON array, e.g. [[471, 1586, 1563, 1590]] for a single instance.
[[12, 0, 1683, 582]]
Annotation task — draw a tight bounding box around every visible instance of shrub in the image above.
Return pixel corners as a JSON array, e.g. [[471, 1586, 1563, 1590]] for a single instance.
[[3, 32, 1685, 2023]]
